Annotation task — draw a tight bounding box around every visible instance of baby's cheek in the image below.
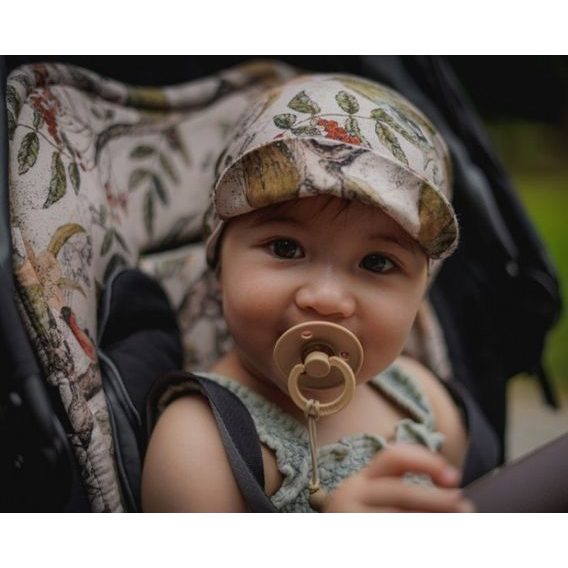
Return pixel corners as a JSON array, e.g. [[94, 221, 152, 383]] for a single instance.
[[222, 281, 279, 329], [227, 279, 274, 310], [365, 303, 418, 365]]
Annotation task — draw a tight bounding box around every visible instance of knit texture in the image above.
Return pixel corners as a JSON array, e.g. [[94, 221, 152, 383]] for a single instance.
[[200, 363, 444, 512]]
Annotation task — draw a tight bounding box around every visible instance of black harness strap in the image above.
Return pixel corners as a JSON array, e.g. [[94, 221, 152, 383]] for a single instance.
[[146, 371, 277, 512]]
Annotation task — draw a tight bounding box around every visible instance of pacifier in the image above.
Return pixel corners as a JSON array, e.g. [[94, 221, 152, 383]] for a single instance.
[[273, 321, 364, 510], [274, 321, 364, 414]]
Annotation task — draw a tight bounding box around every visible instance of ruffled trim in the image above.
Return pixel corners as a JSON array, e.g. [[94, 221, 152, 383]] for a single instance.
[[372, 364, 435, 428], [199, 365, 443, 512]]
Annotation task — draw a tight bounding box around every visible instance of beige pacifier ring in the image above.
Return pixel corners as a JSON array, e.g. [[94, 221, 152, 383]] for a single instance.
[[287, 356, 356, 417], [273, 321, 364, 511]]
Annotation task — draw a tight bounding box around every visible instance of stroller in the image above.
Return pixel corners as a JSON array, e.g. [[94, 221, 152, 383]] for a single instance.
[[0, 55, 564, 512]]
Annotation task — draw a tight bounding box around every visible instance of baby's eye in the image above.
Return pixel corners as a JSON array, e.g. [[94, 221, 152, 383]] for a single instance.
[[360, 253, 395, 273], [268, 238, 304, 259]]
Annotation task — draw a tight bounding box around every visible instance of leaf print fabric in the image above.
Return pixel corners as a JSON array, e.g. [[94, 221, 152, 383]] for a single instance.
[[207, 73, 458, 266], [7, 59, 297, 511], [17, 131, 39, 174]]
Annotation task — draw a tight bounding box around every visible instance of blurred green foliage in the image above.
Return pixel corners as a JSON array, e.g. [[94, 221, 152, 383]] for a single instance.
[[487, 121, 568, 384], [514, 174, 568, 384]]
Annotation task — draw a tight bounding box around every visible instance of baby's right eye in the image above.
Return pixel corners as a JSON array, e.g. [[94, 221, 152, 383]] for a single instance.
[[267, 238, 304, 259]]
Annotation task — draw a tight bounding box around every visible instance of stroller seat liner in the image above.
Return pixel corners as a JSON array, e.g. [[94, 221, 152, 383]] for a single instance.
[[7, 60, 296, 511]]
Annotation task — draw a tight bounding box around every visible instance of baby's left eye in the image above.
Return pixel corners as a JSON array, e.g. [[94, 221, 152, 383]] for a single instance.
[[359, 254, 395, 273]]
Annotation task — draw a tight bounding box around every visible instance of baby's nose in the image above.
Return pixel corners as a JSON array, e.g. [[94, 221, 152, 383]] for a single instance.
[[295, 271, 356, 319]]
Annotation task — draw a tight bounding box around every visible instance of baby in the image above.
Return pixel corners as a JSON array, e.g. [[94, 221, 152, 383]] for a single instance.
[[142, 73, 473, 512]]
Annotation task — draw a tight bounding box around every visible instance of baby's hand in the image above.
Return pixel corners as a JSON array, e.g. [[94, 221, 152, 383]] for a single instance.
[[323, 444, 475, 513]]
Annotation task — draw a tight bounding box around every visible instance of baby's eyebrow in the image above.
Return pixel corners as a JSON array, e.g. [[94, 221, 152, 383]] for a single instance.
[[250, 213, 303, 228], [368, 232, 417, 256]]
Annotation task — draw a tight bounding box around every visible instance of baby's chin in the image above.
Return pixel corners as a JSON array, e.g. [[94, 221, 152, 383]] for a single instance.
[[358, 363, 392, 382], [241, 356, 290, 392]]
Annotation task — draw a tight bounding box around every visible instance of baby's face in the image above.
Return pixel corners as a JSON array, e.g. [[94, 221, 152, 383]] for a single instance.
[[218, 195, 428, 394]]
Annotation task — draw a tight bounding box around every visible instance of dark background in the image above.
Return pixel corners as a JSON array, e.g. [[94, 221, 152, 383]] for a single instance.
[[6, 55, 568, 125]]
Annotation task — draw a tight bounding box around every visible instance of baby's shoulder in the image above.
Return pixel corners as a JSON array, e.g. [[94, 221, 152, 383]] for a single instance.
[[394, 356, 450, 407], [142, 395, 248, 512], [393, 356, 468, 469]]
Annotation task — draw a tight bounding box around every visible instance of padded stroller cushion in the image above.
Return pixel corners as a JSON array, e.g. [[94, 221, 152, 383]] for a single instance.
[[98, 267, 183, 419], [139, 243, 232, 371], [7, 60, 297, 511], [97, 267, 182, 511], [441, 380, 501, 484]]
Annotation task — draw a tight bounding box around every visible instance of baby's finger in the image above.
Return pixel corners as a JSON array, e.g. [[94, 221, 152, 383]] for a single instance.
[[364, 444, 461, 487], [361, 477, 470, 513]]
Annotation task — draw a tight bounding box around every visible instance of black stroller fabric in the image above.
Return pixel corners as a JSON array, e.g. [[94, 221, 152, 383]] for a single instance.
[[97, 268, 183, 511]]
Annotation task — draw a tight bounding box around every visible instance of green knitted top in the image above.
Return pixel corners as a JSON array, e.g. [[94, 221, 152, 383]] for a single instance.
[[200, 364, 445, 513]]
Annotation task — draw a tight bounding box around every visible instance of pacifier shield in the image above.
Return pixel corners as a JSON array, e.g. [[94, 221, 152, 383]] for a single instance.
[[273, 321, 364, 389]]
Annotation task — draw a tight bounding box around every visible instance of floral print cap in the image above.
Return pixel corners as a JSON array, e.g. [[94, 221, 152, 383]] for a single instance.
[[205, 73, 458, 265]]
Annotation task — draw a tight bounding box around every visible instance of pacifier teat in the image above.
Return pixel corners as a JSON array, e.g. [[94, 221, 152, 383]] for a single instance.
[[273, 321, 364, 510]]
